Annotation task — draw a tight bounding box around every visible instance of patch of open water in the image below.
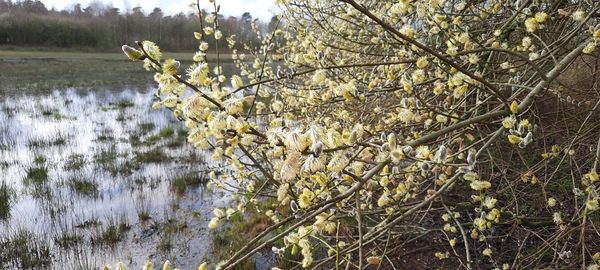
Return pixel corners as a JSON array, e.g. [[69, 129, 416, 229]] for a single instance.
[[0, 87, 228, 269]]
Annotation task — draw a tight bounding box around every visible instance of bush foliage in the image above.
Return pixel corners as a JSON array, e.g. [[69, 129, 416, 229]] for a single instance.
[[120, 0, 600, 269]]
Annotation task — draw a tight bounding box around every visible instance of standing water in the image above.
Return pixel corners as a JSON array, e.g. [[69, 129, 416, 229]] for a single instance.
[[0, 87, 228, 269]]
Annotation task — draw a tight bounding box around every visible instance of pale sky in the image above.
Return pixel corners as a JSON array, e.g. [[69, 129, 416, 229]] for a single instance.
[[38, 0, 280, 20]]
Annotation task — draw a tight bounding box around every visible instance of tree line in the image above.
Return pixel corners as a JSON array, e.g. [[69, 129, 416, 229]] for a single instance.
[[0, 0, 277, 51]]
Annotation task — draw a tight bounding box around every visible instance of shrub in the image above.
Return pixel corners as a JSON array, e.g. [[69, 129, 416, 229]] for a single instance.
[[118, 0, 600, 269]]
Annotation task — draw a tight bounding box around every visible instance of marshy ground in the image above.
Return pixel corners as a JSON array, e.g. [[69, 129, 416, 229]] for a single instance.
[[0, 51, 234, 269]]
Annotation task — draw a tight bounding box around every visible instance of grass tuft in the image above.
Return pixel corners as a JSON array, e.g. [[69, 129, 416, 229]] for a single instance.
[[138, 122, 155, 133], [33, 155, 46, 164], [0, 183, 13, 220], [114, 100, 134, 109], [0, 229, 51, 269], [68, 177, 98, 197], [170, 173, 206, 194], [64, 154, 85, 170], [158, 126, 174, 138], [135, 148, 169, 163], [24, 166, 49, 185], [93, 221, 131, 246], [54, 233, 83, 249]]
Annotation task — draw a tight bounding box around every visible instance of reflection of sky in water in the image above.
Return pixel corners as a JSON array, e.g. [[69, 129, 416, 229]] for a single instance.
[[0, 88, 230, 269]]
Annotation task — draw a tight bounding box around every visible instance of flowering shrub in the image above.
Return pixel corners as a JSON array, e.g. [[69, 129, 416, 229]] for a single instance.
[[120, 0, 600, 269]]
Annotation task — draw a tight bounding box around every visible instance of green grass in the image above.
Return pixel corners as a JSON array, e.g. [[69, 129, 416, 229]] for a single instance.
[[67, 178, 98, 197], [0, 229, 51, 269], [129, 134, 143, 147], [136, 126, 176, 146], [74, 219, 101, 229], [93, 147, 141, 175], [0, 50, 232, 94], [134, 148, 169, 163], [212, 212, 268, 269], [170, 173, 206, 194], [157, 219, 188, 252], [95, 133, 115, 142], [93, 221, 131, 246], [112, 100, 135, 109], [166, 128, 188, 148], [64, 154, 85, 170], [94, 147, 118, 166], [115, 112, 128, 122], [27, 135, 67, 147], [54, 233, 83, 249], [0, 50, 228, 61], [33, 155, 46, 164], [39, 110, 75, 121], [144, 134, 162, 145], [0, 183, 13, 220], [112, 160, 141, 176], [138, 122, 155, 133], [29, 185, 53, 200], [211, 198, 299, 268], [157, 233, 173, 252], [0, 52, 150, 94], [24, 166, 49, 185], [158, 126, 174, 138]]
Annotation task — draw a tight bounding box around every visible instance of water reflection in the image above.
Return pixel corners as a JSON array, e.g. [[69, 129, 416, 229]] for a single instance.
[[0, 87, 227, 269]]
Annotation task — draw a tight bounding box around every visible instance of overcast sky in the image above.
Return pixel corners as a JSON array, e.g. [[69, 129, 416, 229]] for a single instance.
[[38, 0, 280, 20]]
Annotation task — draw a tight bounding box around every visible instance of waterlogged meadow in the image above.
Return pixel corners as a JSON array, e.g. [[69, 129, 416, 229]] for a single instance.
[[0, 87, 231, 269]]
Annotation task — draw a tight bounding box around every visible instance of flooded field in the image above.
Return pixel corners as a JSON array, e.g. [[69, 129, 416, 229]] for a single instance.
[[0, 87, 230, 269]]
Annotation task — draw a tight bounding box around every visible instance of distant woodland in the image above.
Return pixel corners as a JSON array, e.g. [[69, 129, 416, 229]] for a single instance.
[[0, 0, 277, 51]]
